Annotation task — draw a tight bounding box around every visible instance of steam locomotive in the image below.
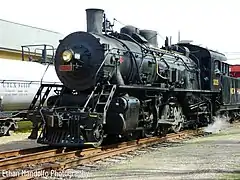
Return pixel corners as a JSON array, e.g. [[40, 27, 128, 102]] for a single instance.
[[29, 8, 240, 147]]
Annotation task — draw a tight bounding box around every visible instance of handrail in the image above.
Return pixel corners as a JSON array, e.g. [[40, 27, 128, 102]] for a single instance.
[[0, 79, 61, 84]]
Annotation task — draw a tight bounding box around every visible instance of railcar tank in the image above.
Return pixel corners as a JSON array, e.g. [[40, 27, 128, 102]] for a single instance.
[[0, 54, 61, 136]]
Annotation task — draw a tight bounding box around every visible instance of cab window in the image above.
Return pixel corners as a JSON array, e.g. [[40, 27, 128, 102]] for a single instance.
[[214, 60, 221, 73]]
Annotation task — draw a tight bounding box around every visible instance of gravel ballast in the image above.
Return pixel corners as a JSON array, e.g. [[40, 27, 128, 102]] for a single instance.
[[0, 121, 239, 180], [73, 123, 240, 180]]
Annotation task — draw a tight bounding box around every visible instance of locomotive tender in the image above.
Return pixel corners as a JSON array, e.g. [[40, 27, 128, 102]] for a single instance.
[[31, 8, 239, 147]]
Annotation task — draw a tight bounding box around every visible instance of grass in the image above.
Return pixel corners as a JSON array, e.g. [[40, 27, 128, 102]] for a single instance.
[[220, 164, 240, 180], [15, 120, 32, 133], [221, 173, 240, 180]]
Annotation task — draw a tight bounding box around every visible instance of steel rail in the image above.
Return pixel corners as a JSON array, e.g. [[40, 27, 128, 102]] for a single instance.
[[0, 146, 53, 159], [0, 129, 202, 180]]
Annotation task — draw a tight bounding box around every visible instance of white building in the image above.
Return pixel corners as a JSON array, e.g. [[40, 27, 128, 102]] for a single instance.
[[0, 19, 64, 60]]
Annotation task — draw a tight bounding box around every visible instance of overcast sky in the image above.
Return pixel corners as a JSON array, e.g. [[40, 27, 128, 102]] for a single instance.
[[1, 0, 240, 63]]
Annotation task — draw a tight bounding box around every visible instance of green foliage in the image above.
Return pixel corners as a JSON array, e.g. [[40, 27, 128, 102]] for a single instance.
[[221, 173, 240, 180], [15, 121, 32, 133]]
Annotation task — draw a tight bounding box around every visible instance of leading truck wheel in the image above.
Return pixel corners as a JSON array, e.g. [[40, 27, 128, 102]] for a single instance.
[[85, 124, 104, 148]]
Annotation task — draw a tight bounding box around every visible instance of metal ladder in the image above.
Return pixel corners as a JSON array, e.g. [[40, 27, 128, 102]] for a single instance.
[[95, 85, 116, 124], [28, 84, 52, 111], [82, 84, 116, 124]]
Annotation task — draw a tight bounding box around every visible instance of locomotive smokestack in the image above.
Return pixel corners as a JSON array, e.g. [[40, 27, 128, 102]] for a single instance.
[[86, 8, 104, 34], [140, 30, 158, 47]]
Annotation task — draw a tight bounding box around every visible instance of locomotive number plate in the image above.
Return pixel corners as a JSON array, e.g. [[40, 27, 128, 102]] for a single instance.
[[213, 79, 219, 86]]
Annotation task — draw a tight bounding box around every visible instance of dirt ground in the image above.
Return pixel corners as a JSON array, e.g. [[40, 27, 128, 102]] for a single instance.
[[0, 120, 239, 180], [0, 132, 43, 151], [76, 122, 240, 180]]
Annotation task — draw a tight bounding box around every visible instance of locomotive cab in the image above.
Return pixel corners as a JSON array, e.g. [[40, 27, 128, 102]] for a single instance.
[[173, 43, 227, 91]]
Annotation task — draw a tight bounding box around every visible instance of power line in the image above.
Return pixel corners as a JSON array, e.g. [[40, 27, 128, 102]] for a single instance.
[[227, 57, 240, 60], [225, 52, 240, 54]]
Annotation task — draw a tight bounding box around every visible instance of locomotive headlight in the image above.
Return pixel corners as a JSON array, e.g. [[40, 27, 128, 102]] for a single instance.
[[62, 50, 73, 62]]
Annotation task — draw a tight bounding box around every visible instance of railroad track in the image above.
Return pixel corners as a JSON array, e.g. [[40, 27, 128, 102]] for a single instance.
[[0, 146, 54, 160], [0, 129, 204, 180]]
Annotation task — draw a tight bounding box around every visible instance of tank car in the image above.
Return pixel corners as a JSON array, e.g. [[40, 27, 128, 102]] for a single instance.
[[0, 59, 61, 110], [30, 8, 225, 148], [0, 46, 62, 136]]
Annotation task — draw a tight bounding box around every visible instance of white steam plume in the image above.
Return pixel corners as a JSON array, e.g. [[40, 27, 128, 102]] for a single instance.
[[203, 115, 230, 134]]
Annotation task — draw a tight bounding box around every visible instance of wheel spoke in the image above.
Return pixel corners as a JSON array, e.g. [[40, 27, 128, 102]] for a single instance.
[[160, 103, 185, 133]]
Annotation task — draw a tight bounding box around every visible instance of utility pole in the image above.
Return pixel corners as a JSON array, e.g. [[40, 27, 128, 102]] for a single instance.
[[178, 30, 180, 43]]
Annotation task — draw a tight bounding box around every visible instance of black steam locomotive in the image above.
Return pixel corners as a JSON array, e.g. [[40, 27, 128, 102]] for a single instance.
[[28, 8, 239, 147]]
